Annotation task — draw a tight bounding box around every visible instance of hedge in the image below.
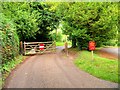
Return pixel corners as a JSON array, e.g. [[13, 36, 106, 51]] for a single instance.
[[0, 13, 19, 66]]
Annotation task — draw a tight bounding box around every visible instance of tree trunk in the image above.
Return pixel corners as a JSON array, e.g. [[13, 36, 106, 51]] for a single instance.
[[72, 35, 77, 48]]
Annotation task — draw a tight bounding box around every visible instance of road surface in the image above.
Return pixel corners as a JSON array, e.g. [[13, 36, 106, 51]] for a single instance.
[[101, 47, 119, 57], [4, 46, 118, 88]]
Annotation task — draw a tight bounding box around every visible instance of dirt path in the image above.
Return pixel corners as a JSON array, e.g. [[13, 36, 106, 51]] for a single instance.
[[4, 47, 118, 88]]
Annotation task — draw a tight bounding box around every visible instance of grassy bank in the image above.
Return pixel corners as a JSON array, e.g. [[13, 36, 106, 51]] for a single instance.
[[0, 55, 25, 87], [74, 50, 119, 83]]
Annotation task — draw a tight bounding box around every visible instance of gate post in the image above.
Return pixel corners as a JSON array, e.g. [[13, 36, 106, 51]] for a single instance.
[[23, 41, 26, 55], [20, 41, 23, 55], [54, 41, 56, 53]]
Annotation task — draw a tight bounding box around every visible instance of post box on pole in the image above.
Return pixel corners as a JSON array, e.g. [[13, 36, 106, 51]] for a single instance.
[[89, 41, 96, 60]]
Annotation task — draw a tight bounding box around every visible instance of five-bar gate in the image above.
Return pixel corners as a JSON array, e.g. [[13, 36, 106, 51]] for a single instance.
[[23, 41, 56, 55]]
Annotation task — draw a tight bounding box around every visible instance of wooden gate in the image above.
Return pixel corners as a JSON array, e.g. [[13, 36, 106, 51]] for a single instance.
[[23, 41, 56, 55]]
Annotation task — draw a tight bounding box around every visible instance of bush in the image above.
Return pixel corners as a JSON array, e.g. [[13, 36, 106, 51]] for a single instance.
[[102, 40, 116, 46], [77, 38, 89, 50], [0, 13, 19, 65], [118, 42, 120, 46], [51, 32, 62, 42]]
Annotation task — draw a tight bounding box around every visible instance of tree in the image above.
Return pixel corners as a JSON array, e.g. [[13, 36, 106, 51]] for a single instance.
[[1, 2, 60, 42], [28, 2, 60, 41], [1, 2, 39, 41], [57, 2, 118, 49]]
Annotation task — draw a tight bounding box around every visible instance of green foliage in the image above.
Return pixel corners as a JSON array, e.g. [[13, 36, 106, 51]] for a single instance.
[[0, 4, 20, 86], [102, 40, 117, 46], [30, 2, 60, 41], [0, 13, 19, 65], [56, 42, 64, 46], [1, 56, 23, 73], [1, 2, 39, 41], [1, 55, 23, 87], [56, 32, 62, 42], [57, 2, 118, 48], [1, 2, 60, 41], [0, 2, 61, 73], [0, 78, 2, 90], [51, 32, 62, 42], [75, 50, 119, 83], [56, 41, 71, 46], [118, 42, 120, 46]]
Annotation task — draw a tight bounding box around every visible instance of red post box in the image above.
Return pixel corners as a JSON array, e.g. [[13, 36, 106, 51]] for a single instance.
[[89, 41, 96, 51]]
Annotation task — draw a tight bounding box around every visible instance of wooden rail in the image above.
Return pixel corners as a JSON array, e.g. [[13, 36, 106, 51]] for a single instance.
[[23, 41, 56, 55]]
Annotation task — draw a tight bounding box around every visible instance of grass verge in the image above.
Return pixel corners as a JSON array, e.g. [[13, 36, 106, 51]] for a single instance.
[[0, 55, 25, 87], [74, 50, 119, 83], [0, 78, 2, 89], [56, 41, 71, 46]]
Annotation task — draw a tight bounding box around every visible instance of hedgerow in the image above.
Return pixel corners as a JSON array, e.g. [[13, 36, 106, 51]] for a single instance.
[[0, 13, 19, 72]]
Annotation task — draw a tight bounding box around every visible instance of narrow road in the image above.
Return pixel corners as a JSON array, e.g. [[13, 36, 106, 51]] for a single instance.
[[101, 47, 119, 57], [4, 47, 118, 88]]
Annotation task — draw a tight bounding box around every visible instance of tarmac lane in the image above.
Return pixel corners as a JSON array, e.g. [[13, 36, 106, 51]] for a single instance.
[[4, 47, 118, 88]]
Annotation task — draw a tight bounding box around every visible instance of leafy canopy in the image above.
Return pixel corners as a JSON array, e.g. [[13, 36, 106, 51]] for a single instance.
[[56, 2, 118, 46]]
